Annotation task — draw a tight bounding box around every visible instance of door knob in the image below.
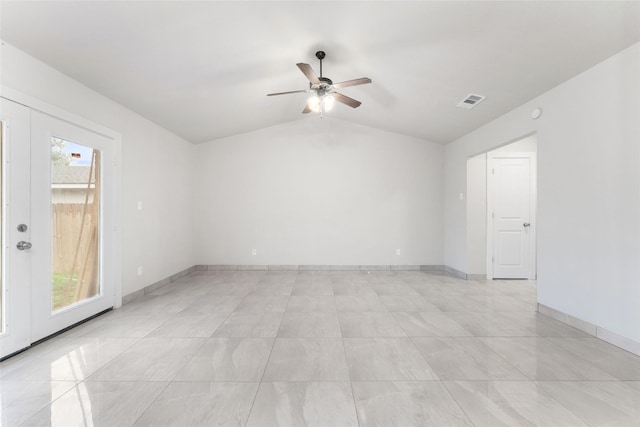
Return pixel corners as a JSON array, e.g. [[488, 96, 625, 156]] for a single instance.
[[523, 223, 530, 227], [16, 241, 32, 250]]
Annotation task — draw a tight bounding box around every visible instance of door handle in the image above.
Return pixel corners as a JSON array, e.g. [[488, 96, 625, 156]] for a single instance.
[[523, 223, 530, 227], [16, 241, 32, 250]]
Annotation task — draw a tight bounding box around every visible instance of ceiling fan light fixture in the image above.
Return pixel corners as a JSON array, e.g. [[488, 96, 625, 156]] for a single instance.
[[323, 95, 335, 111], [307, 94, 335, 113], [307, 95, 321, 112]]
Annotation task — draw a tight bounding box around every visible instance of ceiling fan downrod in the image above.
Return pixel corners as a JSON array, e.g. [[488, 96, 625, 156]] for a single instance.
[[315, 51, 333, 86], [316, 50, 325, 78]]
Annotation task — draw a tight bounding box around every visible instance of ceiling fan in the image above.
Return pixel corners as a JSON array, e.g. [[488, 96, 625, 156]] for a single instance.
[[267, 50, 372, 116]]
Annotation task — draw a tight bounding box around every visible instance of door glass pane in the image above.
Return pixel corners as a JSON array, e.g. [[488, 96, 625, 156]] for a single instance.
[[51, 137, 100, 312]]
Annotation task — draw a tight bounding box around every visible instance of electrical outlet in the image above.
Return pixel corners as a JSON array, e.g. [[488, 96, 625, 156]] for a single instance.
[[252, 249, 257, 255], [396, 249, 401, 256], [137, 266, 143, 276], [137, 201, 143, 210]]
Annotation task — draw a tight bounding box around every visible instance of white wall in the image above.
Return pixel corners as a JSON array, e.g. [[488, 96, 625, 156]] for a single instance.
[[493, 134, 538, 153], [195, 118, 444, 266], [1, 42, 195, 297], [466, 153, 487, 275], [445, 42, 640, 342]]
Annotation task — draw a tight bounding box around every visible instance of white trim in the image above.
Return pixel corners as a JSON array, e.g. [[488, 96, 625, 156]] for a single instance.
[[538, 303, 640, 357], [52, 184, 96, 189], [597, 327, 640, 357], [122, 266, 196, 305], [486, 151, 537, 280], [444, 265, 468, 279], [486, 154, 493, 280], [537, 303, 597, 336], [0, 86, 120, 140], [194, 264, 444, 272]]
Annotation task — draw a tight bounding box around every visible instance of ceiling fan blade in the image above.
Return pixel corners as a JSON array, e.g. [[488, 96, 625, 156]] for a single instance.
[[297, 63, 320, 84], [267, 89, 308, 96], [333, 92, 362, 108], [332, 78, 372, 89], [302, 104, 312, 114]]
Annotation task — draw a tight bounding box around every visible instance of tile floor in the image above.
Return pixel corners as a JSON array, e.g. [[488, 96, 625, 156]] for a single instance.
[[2, 270, 640, 426]]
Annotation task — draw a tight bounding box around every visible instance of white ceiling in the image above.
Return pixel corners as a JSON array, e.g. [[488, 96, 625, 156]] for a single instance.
[[2, 1, 639, 144]]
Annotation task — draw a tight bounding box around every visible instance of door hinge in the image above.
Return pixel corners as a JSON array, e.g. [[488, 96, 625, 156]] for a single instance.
[[491, 168, 495, 175], [492, 257, 494, 263], [492, 212, 495, 219]]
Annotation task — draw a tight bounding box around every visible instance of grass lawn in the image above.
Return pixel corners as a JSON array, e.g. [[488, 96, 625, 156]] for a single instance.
[[51, 272, 79, 311]]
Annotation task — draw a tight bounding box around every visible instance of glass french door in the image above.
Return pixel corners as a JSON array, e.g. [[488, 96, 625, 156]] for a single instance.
[[0, 99, 31, 358], [1, 99, 117, 359]]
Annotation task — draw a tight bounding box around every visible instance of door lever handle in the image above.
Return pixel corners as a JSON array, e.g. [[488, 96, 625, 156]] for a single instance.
[[16, 241, 32, 250], [523, 223, 531, 227]]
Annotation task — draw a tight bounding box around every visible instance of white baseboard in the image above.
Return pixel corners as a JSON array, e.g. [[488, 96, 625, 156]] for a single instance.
[[122, 265, 196, 305], [538, 303, 640, 357], [537, 303, 597, 336], [596, 326, 640, 357], [444, 265, 468, 279], [420, 265, 445, 271], [195, 264, 444, 272]]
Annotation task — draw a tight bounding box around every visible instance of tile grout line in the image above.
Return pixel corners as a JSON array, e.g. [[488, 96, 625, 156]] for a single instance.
[[129, 380, 174, 426], [473, 336, 534, 381], [128, 291, 224, 426], [439, 380, 479, 427], [533, 380, 597, 427], [242, 277, 292, 427], [336, 295, 363, 427], [540, 336, 622, 380], [331, 273, 363, 427], [12, 379, 80, 425]]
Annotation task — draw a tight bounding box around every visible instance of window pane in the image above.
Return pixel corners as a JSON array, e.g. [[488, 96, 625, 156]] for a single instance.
[[51, 137, 100, 311]]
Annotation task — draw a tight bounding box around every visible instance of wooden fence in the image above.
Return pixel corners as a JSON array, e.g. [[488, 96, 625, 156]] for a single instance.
[[51, 203, 98, 273]]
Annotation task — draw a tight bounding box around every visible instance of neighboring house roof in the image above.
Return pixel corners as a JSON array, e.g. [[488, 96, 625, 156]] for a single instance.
[[52, 165, 94, 185]]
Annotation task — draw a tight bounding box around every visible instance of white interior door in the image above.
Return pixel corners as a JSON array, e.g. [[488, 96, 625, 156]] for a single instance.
[[1, 98, 118, 359], [488, 152, 536, 279]]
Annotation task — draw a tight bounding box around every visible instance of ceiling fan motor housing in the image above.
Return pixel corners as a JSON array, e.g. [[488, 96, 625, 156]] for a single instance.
[[309, 77, 334, 94]]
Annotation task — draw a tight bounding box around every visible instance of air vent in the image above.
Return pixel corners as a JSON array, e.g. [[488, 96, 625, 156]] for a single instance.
[[457, 93, 486, 109]]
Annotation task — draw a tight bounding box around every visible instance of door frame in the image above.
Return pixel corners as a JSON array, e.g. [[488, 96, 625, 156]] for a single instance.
[[486, 151, 537, 280], [0, 87, 122, 310]]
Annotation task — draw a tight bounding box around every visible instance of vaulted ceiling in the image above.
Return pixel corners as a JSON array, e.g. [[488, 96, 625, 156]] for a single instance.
[[2, 1, 639, 144]]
